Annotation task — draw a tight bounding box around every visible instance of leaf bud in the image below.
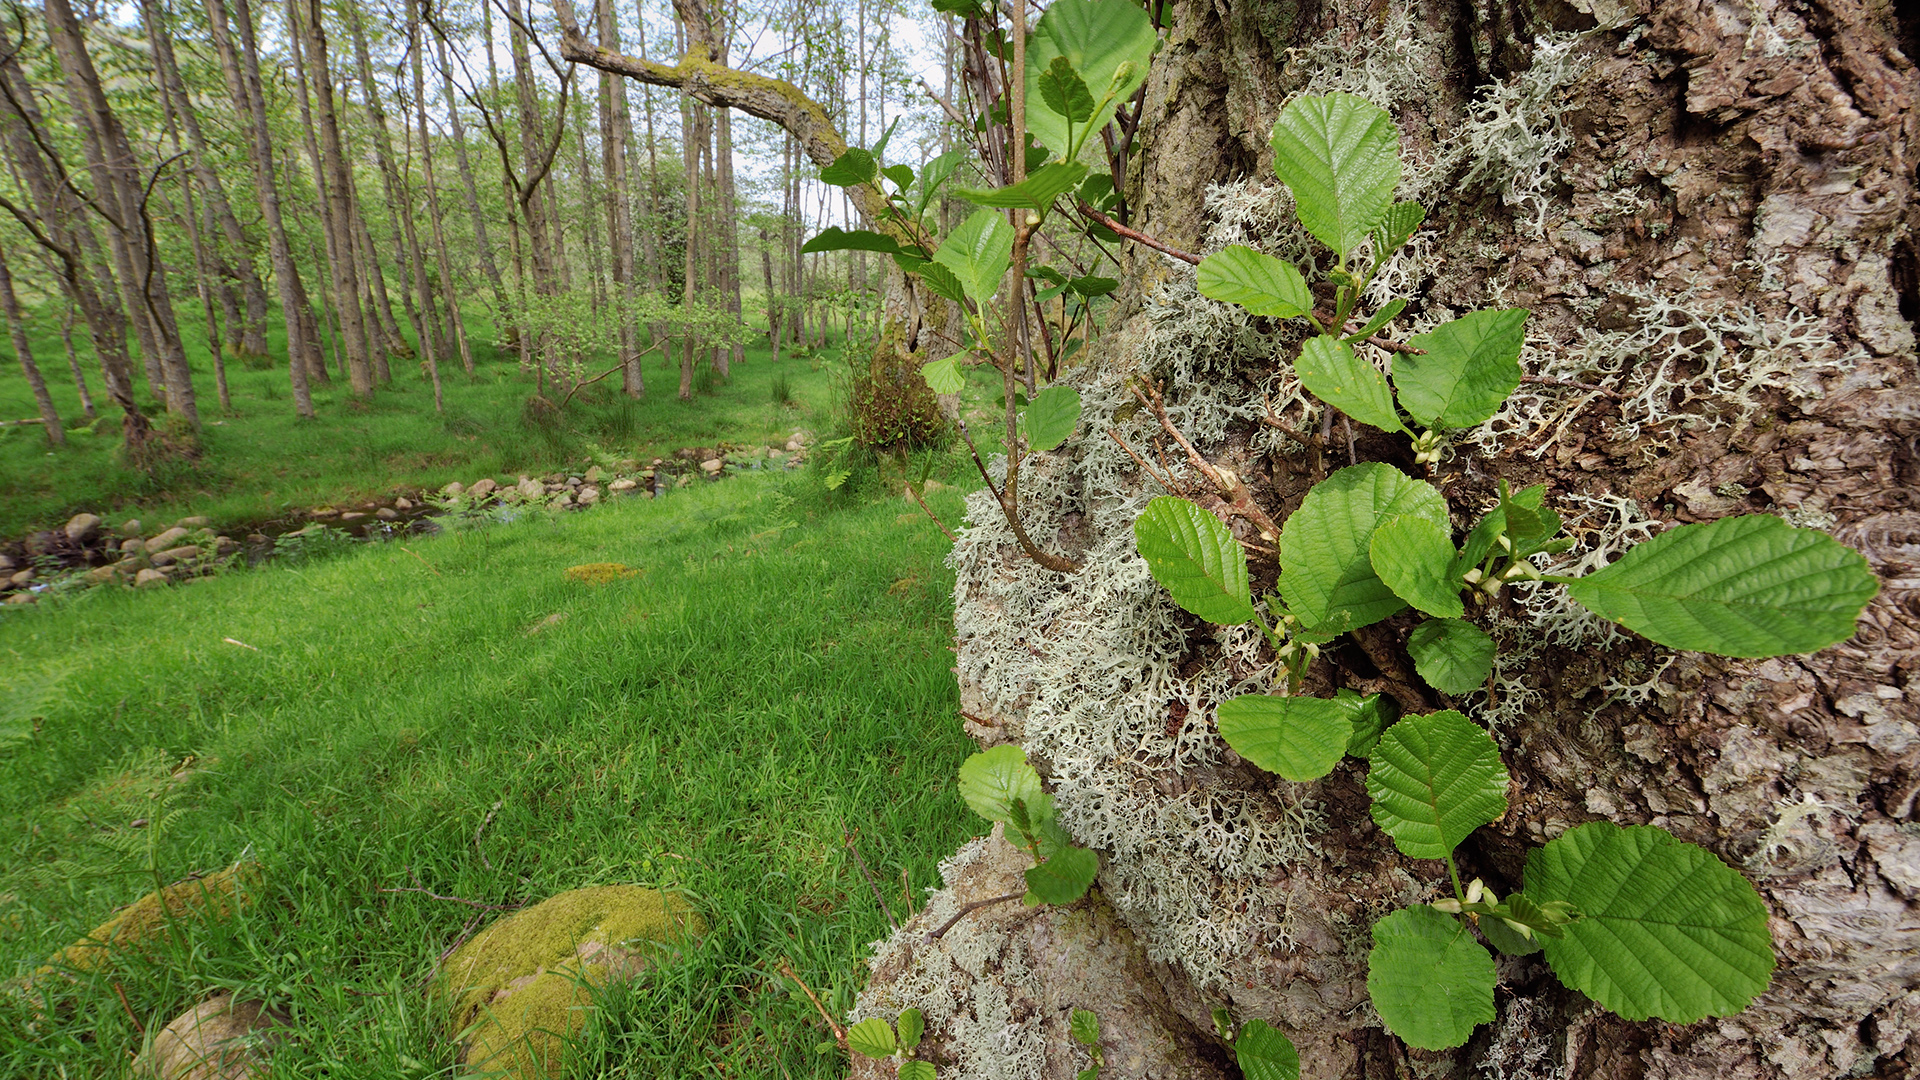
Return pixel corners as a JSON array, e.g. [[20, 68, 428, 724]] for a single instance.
[[1430, 898, 1463, 914]]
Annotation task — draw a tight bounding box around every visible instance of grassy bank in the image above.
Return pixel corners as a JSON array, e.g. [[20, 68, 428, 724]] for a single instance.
[[0, 472, 978, 1077], [0, 302, 850, 537]]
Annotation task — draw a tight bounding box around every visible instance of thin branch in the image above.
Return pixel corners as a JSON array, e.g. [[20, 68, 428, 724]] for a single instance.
[[907, 483, 959, 542], [1522, 374, 1621, 398], [843, 832, 898, 933], [1076, 202, 1200, 265], [776, 960, 846, 1047], [924, 891, 1024, 943]]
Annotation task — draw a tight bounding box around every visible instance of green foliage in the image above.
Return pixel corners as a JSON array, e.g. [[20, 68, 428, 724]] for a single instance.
[[957, 744, 1046, 826], [1364, 710, 1508, 861], [1038, 56, 1096, 125], [1215, 694, 1359, 782], [1560, 514, 1879, 656], [820, 147, 878, 187], [1268, 93, 1401, 260], [1278, 462, 1447, 630], [1294, 335, 1406, 434], [1195, 246, 1313, 319], [1020, 385, 1083, 452], [1526, 823, 1775, 1022], [1405, 619, 1495, 695], [897, 1007, 925, 1051], [1133, 496, 1256, 625], [1366, 906, 1498, 1050], [1024, 844, 1098, 905], [955, 162, 1090, 210], [847, 1017, 897, 1058], [800, 227, 907, 256], [1368, 515, 1464, 619], [956, 744, 1097, 907], [1233, 1019, 1300, 1080], [899, 1061, 938, 1080], [1069, 1008, 1100, 1047], [1023, 0, 1156, 159], [1394, 309, 1529, 431]]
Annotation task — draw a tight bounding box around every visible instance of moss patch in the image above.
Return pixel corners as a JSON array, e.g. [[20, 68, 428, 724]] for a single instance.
[[437, 886, 704, 1078], [36, 863, 261, 981]]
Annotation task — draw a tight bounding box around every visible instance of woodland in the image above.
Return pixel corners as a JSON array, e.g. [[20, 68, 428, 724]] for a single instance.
[[0, 0, 1917, 1079]]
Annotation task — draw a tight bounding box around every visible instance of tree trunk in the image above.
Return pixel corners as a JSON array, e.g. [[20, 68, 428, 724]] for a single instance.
[[349, 8, 436, 378], [57, 299, 95, 420], [433, 29, 511, 327], [412, 0, 469, 379], [293, 0, 373, 396], [0, 241, 64, 446], [596, 0, 641, 398]]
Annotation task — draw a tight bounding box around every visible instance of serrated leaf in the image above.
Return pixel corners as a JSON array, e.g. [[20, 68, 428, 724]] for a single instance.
[[1279, 463, 1448, 630], [820, 147, 877, 187], [1563, 514, 1878, 657], [1039, 56, 1096, 123], [1234, 1018, 1300, 1080], [955, 162, 1090, 211], [1370, 516, 1463, 618], [914, 149, 967, 217], [1339, 689, 1397, 758], [1527, 822, 1774, 1023], [1078, 170, 1116, 209], [1296, 336, 1406, 435], [1195, 245, 1313, 319], [847, 1017, 897, 1058], [1215, 694, 1356, 782], [1269, 93, 1402, 258], [1369, 201, 1425, 257], [920, 352, 968, 395], [883, 163, 915, 190], [1497, 480, 1548, 541], [934, 209, 1015, 305], [1025, 844, 1098, 905], [1368, 906, 1496, 1050], [1134, 497, 1256, 625], [1024, 0, 1156, 156], [897, 1008, 925, 1052], [800, 227, 904, 255], [1395, 309, 1528, 430], [958, 744, 1044, 827], [1453, 483, 1547, 576], [1077, 1070, 1098, 1080], [898, 1061, 937, 1080], [1407, 619, 1495, 695], [1477, 909, 1542, 956], [1344, 298, 1407, 343], [900, 257, 969, 306], [1069, 274, 1118, 297], [1021, 385, 1082, 451], [1070, 1008, 1101, 1047], [1365, 710, 1508, 861]]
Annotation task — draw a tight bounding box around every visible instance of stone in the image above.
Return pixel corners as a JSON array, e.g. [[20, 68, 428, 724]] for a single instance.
[[215, 537, 240, 556], [0, 554, 13, 571], [4, 592, 33, 605], [469, 478, 498, 497], [517, 477, 545, 500], [65, 512, 103, 544], [375, 508, 399, 521], [609, 478, 638, 493], [394, 497, 413, 511], [146, 527, 190, 553], [160, 546, 202, 564], [548, 493, 573, 509], [437, 886, 702, 1080], [135, 569, 170, 588], [785, 439, 804, 453], [174, 516, 211, 529], [767, 448, 785, 461], [577, 486, 599, 505], [565, 475, 582, 487], [118, 519, 142, 537], [700, 458, 724, 475], [853, 828, 1227, 1080], [441, 481, 465, 498], [87, 566, 116, 584], [338, 512, 367, 523], [121, 538, 144, 555], [584, 465, 604, 483], [136, 993, 289, 1080], [10, 569, 33, 586]]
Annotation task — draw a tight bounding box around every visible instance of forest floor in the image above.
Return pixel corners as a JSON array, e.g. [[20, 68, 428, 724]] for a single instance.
[[0, 304, 851, 538], [0, 467, 981, 1078]]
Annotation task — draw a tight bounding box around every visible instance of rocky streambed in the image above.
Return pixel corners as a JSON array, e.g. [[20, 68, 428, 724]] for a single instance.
[[0, 435, 811, 606]]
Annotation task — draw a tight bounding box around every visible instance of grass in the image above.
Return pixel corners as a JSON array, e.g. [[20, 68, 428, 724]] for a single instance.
[[0, 470, 981, 1077], [0, 300, 850, 538]]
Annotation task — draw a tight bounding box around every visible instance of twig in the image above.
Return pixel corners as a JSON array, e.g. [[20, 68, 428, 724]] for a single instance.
[[378, 886, 521, 911], [1133, 380, 1282, 541], [1522, 374, 1621, 398], [843, 832, 899, 933], [906, 484, 958, 543], [901, 868, 915, 919], [112, 981, 144, 1038], [1076, 202, 1201, 265], [398, 546, 442, 576], [474, 799, 501, 872], [222, 637, 259, 651], [1106, 427, 1183, 496], [777, 960, 846, 1047], [558, 341, 665, 406], [924, 891, 1025, 943]]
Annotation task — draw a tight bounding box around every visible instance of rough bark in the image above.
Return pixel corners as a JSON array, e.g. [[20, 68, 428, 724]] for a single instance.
[[858, 0, 1919, 1077]]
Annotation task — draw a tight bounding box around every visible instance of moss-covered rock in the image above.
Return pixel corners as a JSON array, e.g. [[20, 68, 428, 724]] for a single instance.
[[36, 863, 261, 982], [437, 885, 704, 1079]]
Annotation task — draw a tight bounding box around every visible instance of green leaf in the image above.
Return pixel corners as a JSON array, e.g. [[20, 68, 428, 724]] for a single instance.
[[955, 162, 1091, 211], [1453, 483, 1548, 576], [1025, 844, 1098, 905], [1369, 201, 1425, 257], [897, 1008, 925, 1052], [1134, 497, 1257, 625], [1295, 335, 1406, 435], [1233, 1018, 1300, 1080], [1279, 463, 1448, 630], [957, 744, 1044, 827], [1038, 56, 1097, 124], [1365, 710, 1507, 861], [1564, 514, 1878, 657], [1070, 1008, 1101, 1047], [1021, 385, 1082, 451], [1024, 0, 1156, 156], [1496, 480, 1548, 541], [914, 149, 967, 217], [1078, 170, 1116, 209], [1369, 515, 1463, 618], [801, 227, 905, 256], [1215, 694, 1356, 782], [1339, 689, 1397, 758], [1367, 906, 1496, 1050], [1407, 619, 1495, 695], [1076, 1070, 1098, 1080], [1195, 245, 1313, 319], [1069, 274, 1118, 297], [898, 1061, 937, 1080], [920, 352, 968, 395], [899, 257, 969, 305], [934, 209, 1016, 304], [1477, 908, 1543, 956], [1344, 298, 1406, 343], [1394, 309, 1528, 430], [1527, 822, 1774, 1023], [847, 1017, 897, 1058], [1269, 93, 1402, 259], [883, 163, 916, 190], [820, 147, 877, 187]]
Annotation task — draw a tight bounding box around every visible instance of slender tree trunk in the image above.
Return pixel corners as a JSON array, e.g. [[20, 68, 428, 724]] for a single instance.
[[433, 30, 510, 326], [293, 0, 373, 396], [349, 8, 435, 380], [412, 0, 469, 379], [206, 0, 314, 415], [597, 0, 640, 398], [0, 241, 63, 445], [58, 299, 95, 419]]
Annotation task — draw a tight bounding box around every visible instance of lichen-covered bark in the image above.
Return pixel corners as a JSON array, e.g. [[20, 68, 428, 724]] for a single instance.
[[912, 0, 1920, 1076]]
